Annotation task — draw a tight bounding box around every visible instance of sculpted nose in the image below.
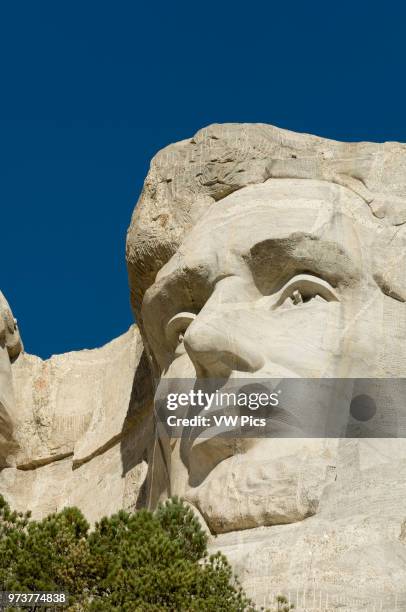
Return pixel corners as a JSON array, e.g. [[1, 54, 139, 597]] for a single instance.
[[183, 313, 264, 377]]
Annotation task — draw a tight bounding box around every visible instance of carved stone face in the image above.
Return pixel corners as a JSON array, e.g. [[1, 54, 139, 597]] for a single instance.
[[142, 179, 406, 532]]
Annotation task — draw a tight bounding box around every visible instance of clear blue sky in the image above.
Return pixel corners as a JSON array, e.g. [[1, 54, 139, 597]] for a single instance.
[[2, 1, 406, 358]]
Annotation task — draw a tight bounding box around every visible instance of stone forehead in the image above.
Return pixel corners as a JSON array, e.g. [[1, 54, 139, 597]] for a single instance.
[[126, 123, 406, 319], [182, 179, 371, 225], [166, 180, 375, 264]]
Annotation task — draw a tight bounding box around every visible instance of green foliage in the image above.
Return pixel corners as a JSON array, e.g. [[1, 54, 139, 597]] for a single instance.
[[0, 500, 93, 608], [154, 497, 207, 562], [0, 494, 276, 611], [275, 595, 294, 611]]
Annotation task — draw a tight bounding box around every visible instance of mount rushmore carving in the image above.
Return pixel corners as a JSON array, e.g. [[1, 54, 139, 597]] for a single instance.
[[2, 123, 406, 609]]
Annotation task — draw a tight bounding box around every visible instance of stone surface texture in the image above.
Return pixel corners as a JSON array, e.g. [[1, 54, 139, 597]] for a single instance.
[[1, 324, 151, 522], [3, 123, 406, 609]]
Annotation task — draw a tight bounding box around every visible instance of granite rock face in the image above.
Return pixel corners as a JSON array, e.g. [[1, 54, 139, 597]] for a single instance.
[[1, 324, 152, 522], [3, 124, 406, 609]]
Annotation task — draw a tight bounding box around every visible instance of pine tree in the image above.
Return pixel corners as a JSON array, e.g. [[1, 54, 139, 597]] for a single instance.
[[0, 494, 288, 611]]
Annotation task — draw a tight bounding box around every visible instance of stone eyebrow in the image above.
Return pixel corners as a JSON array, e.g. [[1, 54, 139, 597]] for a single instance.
[[245, 233, 361, 295]]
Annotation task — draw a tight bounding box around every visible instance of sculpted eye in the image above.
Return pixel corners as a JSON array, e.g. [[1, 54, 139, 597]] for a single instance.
[[272, 274, 338, 310], [165, 312, 196, 349]]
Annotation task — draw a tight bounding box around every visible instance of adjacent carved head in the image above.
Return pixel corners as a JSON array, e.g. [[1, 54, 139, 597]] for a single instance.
[[0, 291, 23, 363]]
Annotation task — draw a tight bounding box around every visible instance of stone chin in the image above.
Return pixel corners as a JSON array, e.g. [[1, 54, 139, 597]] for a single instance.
[[182, 438, 338, 534]]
